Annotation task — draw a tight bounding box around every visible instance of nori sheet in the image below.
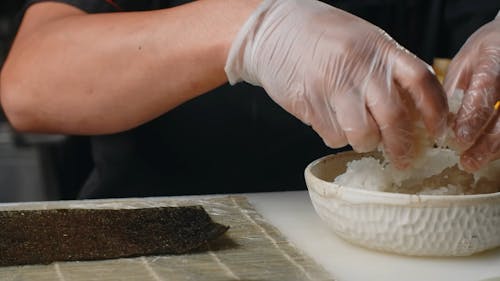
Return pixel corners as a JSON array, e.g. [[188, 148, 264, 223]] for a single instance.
[[0, 206, 228, 266]]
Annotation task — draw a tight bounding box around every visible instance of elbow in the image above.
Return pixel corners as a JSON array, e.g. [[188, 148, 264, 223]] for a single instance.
[[0, 88, 37, 133], [0, 67, 41, 133]]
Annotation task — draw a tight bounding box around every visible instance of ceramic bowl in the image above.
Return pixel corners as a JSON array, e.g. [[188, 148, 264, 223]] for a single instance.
[[304, 151, 500, 256]]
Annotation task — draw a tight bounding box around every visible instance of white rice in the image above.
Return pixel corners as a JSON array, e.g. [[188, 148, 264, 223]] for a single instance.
[[334, 148, 500, 195], [334, 91, 500, 195]]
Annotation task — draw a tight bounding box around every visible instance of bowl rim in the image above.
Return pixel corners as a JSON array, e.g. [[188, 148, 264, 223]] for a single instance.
[[305, 153, 500, 203]]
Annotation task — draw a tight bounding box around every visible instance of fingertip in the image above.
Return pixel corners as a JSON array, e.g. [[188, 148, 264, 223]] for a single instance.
[[339, 111, 381, 153], [380, 130, 416, 171], [311, 117, 348, 149], [460, 153, 482, 173], [350, 134, 380, 153], [320, 132, 346, 148], [459, 125, 500, 172], [323, 139, 345, 149], [391, 156, 412, 170], [453, 122, 476, 150], [393, 53, 448, 139], [386, 149, 412, 170], [429, 111, 448, 143]]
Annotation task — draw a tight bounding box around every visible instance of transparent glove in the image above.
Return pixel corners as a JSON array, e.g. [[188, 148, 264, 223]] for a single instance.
[[444, 13, 500, 172], [225, 0, 447, 169]]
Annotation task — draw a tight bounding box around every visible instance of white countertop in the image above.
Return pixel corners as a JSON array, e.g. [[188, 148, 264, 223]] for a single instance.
[[245, 191, 500, 281]]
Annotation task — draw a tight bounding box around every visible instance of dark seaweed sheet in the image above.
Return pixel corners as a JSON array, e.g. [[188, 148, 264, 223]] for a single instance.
[[0, 206, 228, 266]]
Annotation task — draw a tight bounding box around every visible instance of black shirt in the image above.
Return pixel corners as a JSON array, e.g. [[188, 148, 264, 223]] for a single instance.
[[21, 0, 499, 199]]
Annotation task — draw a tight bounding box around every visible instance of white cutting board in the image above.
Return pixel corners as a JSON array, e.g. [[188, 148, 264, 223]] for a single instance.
[[246, 191, 500, 281]]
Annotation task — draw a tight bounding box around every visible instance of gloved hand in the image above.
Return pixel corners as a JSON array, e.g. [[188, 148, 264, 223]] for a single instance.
[[225, 0, 447, 169], [444, 12, 500, 172]]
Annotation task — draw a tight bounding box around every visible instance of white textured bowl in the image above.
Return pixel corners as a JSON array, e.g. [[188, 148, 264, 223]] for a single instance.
[[304, 151, 500, 256]]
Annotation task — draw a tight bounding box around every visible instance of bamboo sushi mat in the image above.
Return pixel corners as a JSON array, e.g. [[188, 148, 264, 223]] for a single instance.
[[0, 196, 333, 281]]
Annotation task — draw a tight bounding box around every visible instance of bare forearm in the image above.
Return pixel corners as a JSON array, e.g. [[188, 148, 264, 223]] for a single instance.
[[0, 0, 260, 134]]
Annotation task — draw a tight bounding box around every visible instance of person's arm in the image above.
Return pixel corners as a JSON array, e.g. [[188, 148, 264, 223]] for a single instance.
[[0, 0, 260, 134], [2, 0, 448, 169]]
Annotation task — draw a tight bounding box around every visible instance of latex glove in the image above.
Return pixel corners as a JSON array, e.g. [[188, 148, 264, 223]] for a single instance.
[[225, 0, 447, 169], [444, 12, 500, 172]]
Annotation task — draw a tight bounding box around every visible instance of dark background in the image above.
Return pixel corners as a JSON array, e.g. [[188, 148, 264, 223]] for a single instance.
[[0, 1, 23, 84], [0, 0, 498, 201]]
